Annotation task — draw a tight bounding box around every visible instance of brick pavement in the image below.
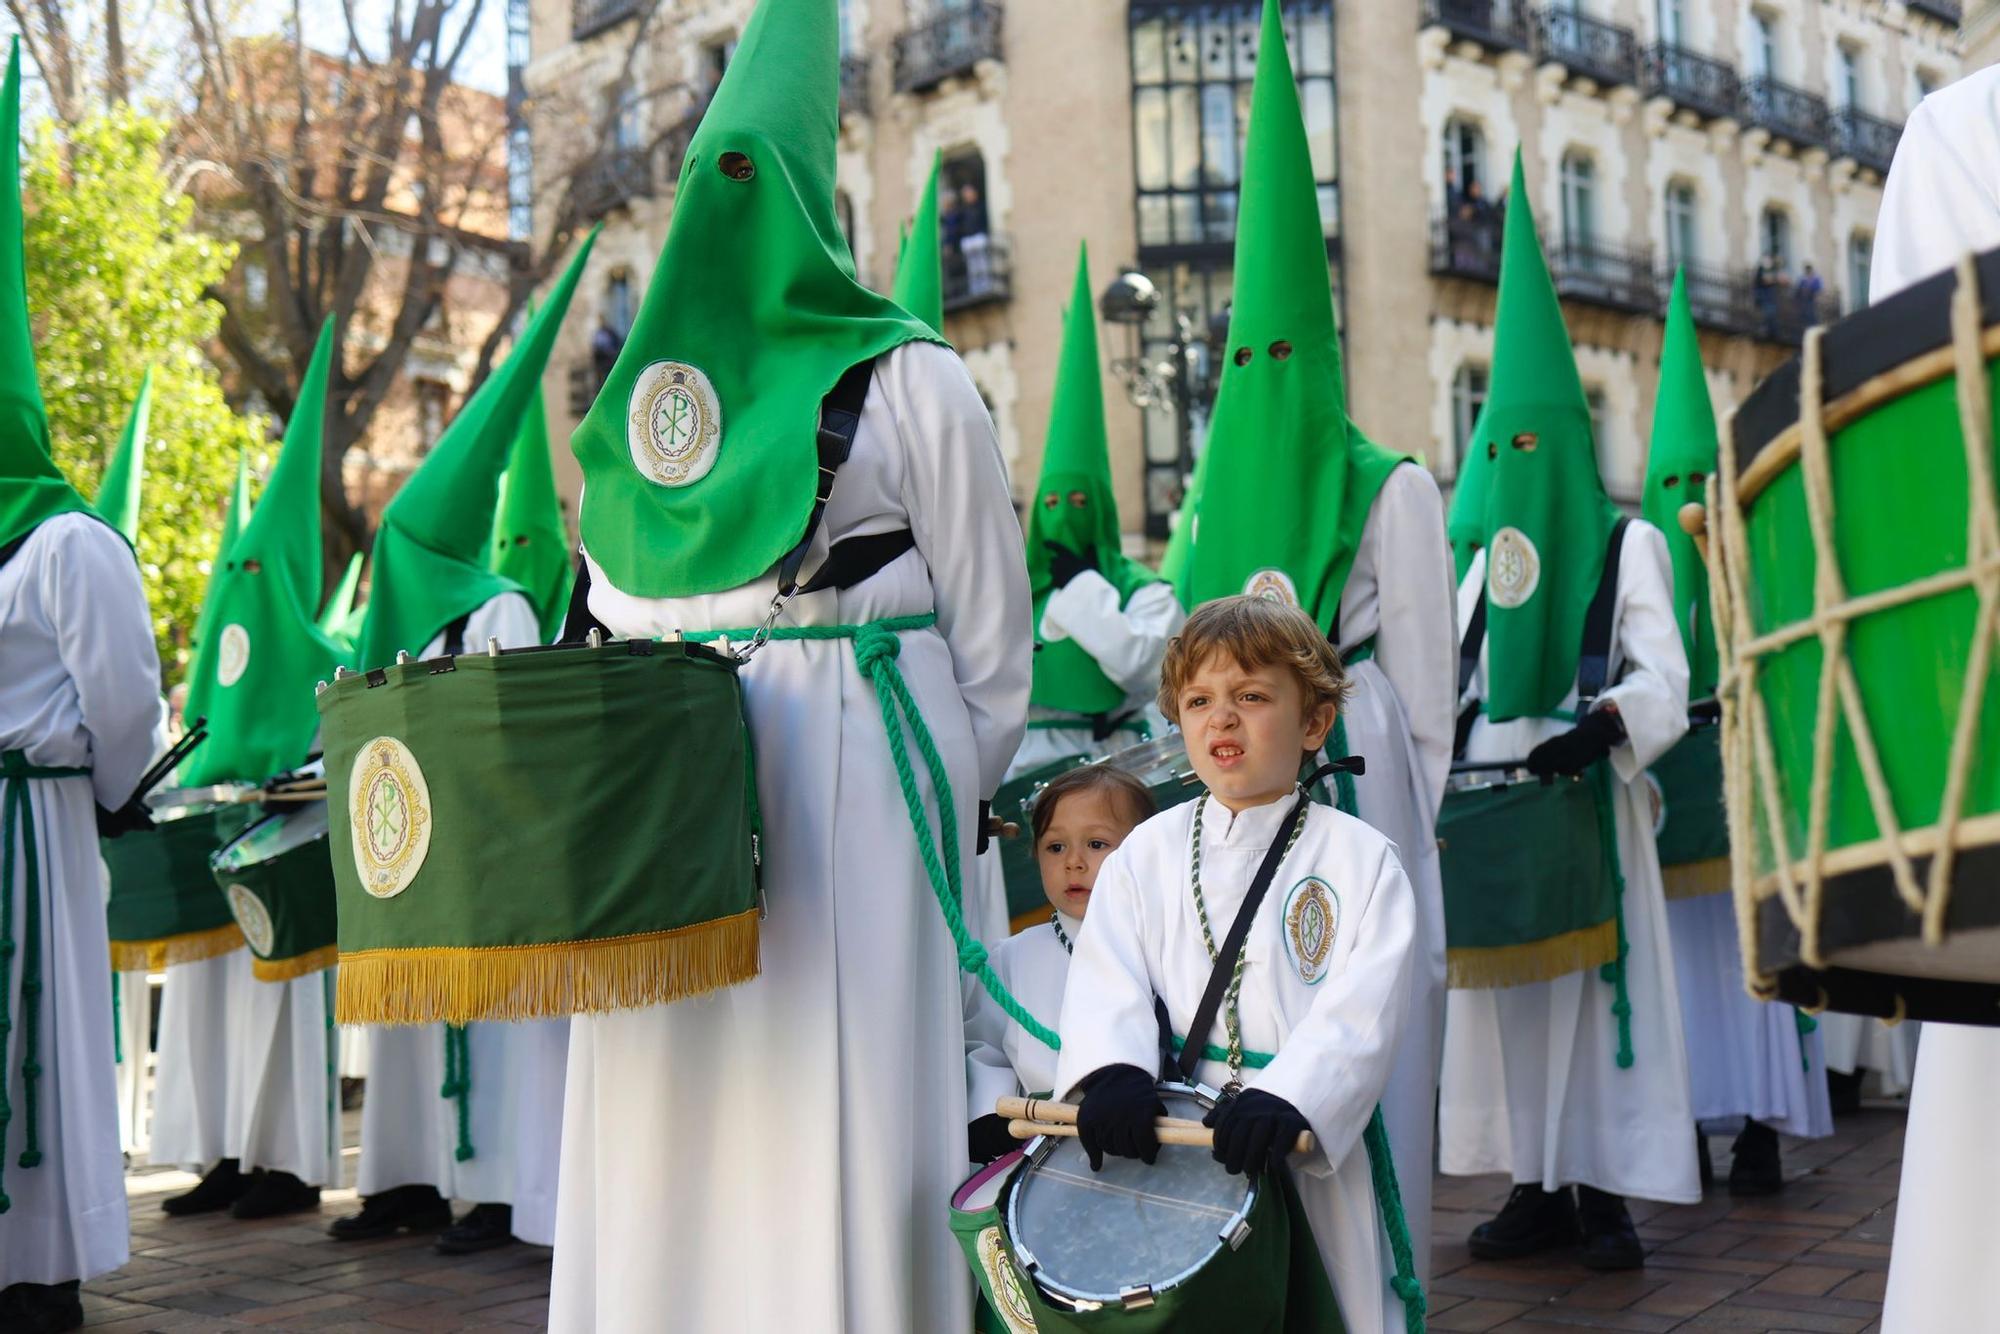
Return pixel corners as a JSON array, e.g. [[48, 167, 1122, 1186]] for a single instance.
[[85, 1105, 1905, 1331]]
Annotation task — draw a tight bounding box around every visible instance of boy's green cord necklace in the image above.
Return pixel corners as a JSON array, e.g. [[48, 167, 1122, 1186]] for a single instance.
[[1187, 790, 1306, 1093], [1050, 913, 1073, 956]]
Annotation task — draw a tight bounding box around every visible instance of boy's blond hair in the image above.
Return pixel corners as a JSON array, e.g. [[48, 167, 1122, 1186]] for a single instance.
[[1157, 595, 1352, 725]]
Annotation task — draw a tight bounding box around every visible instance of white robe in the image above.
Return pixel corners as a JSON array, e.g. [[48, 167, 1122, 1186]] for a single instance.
[[1815, 1011, 1916, 1096], [965, 911, 1075, 1116], [1440, 522, 1702, 1205], [113, 968, 151, 1154], [356, 592, 568, 1242], [148, 948, 256, 1170], [1055, 795, 1420, 1334], [0, 512, 164, 1285], [1867, 64, 2000, 1334], [551, 340, 1032, 1332]]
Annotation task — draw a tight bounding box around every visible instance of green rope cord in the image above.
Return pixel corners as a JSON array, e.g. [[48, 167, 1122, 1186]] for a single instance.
[[1795, 1007, 1818, 1073], [0, 754, 89, 1214], [1587, 760, 1635, 1070], [112, 971, 123, 1066], [440, 1025, 474, 1161]]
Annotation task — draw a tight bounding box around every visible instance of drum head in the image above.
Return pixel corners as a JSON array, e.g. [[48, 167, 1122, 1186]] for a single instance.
[[147, 785, 248, 822], [1005, 1087, 1253, 1306], [214, 800, 329, 870]]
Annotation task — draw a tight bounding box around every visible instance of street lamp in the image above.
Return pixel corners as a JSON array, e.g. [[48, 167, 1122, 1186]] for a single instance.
[[1099, 267, 1210, 537]]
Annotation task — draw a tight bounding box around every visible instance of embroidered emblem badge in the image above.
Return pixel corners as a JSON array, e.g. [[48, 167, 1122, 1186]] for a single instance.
[[1487, 526, 1541, 609], [225, 883, 275, 957], [1284, 876, 1338, 985], [217, 623, 251, 688], [976, 1226, 1038, 1334], [1243, 567, 1300, 607], [349, 737, 432, 900], [628, 360, 723, 488]]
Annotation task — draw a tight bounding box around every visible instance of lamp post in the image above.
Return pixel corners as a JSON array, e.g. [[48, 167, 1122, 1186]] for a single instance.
[[1099, 268, 1219, 538]]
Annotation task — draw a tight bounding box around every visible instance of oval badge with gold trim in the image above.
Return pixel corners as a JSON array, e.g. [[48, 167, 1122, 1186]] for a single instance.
[[225, 883, 275, 957], [1243, 567, 1299, 607], [217, 623, 251, 688], [1487, 526, 1541, 609], [628, 360, 722, 488], [1284, 876, 1338, 985], [976, 1226, 1038, 1334], [349, 737, 432, 900]]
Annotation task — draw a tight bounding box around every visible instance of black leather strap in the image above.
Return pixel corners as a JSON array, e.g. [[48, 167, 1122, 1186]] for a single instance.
[[1577, 517, 1632, 708], [778, 359, 877, 598], [440, 611, 475, 657], [1457, 592, 1488, 699], [794, 528, 915, 596]]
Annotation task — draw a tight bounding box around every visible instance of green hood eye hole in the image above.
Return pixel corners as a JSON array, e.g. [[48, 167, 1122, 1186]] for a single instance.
[[1487, 440, 1498, 461], [1510, 433, 1538, 453], [1068, 491, 1088, 508], [1042, 493, 1060, 510], [718, 151, 755, 181], [1267, 340, 1292, 361], [1233, 347, 1253, 367], [1663, 475, 1680, 489]]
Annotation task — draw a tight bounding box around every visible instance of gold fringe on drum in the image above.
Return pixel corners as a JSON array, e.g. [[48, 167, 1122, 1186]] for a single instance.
[[334, 908, 762, 1026], [1445, 918, 1618, 990], [1663, 857, 1732, 901], [249, 944, 340, 985], [108, 921, 247, 973]]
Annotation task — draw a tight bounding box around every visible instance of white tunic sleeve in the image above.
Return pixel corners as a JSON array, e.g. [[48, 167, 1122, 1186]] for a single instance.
[[46, 517, 165, 807], [1051, 839, 1163, 1096], [1037, 576, 1185, 699], [1871, 73, 2000, 303], [1598, 521, 1689, 779], [964, 972, 1021, 1124], [880, 343, 1033, 798]]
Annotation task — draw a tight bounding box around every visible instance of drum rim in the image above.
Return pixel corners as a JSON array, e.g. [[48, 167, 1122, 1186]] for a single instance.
[[1731, 245, 2000, 505], [1002, 1083, 1258, 1308], [210, 800, 331, 871], [319, 636, 741, 703]]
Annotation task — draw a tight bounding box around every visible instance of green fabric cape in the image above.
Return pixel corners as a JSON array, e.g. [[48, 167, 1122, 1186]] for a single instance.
[[179, 320, 347, 785], [1025, 243, 1164, 714], [1448, 401, 1493, 587], [1479, 151, 1621, 722], [570, 0, 942, 598], [95, 367, 153, 543], [1182, 0, 1406, 635], [191, 445, 254, 657], [491, 376, 573, 643], [356, 229, 594, 670], [1643, 269, 1720, 698], [891, 151, 945, 336], [0, 39, 94, 552]]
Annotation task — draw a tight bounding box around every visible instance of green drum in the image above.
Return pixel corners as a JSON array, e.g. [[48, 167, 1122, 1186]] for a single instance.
[[1649, 717, 1728, 900], [1721, 245, 2000, 1024], [994, 755, 1092, 932], [1438, 765, 1620, 988], [951, 1151, 1041, 1334], [318, 637, 759, 1026], [104, 786, 257, 971], [211, 801, 339, 983]]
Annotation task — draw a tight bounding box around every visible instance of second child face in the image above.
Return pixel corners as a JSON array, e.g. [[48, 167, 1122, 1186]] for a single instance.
[[1036, 786, 1135, 920], [1176, 651, 1335, 812]]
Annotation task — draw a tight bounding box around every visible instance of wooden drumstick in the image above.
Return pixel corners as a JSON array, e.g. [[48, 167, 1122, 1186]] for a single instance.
[[998, 1096, 1316, 1155], [1678, 501, 1710, 563]]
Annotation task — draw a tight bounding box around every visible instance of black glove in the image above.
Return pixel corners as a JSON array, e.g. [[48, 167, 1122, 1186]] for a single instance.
[[1045, 542, 1098, 590], [1203, 1088, 1310, 1178], [968, 1113, 1018, 1164], [977, 800, 993, 857], [1075, 1064, 1164, 1171], [1523, 706, 1626, 779], [96, 798, 155, 841]]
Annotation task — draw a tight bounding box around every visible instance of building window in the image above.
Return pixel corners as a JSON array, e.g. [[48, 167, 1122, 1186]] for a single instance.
[[1915, 67, 1938, 103], [1129, 1, 1337, 255], [1451, 363, 1488, 477], [609, 89, 641, 153], [1443, 116, 1487, 201], [1664, 181, 1698, 270], [416, 379, 451, 454], [1848, 230, 1873, 311], [838, 0, 857, 54], [702, 36, 736, 95], [1748, 10, 1775, 80], [1560, 150, 1597, 254], [1837, 43, 1862, 111], [1657, 0, 1687, 46], [940, 149, 996, 303], [1586, 386, 1623, 499], [605, 270, 635, 339], [1759, 205, 1792, 272]]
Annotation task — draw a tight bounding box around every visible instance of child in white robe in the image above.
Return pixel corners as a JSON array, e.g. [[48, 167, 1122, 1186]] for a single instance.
[[1056, 596, 1419, 1334]]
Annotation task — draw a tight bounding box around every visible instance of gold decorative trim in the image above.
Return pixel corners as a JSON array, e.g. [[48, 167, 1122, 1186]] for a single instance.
[[109, 922, 246, 972], [250, 945, 339, 984], [1663, 856, 1732, 901], [1446, 919, 1618, 990]]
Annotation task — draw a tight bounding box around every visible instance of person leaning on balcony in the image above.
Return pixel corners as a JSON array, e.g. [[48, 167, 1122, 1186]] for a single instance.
[[1792, 262, 1823, 323]]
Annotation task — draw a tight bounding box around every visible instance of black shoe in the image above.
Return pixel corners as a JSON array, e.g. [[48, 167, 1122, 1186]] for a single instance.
[[161, 1157, 252, 1216], [435, 1202, 515, 1256], [1467, 1183, 1578, 1260], [1576, 1185, 1644, 1270], [1696, 1129, 1714, 1191], [229, 1170, 321, 1219], [0, 1281, 83, 1333], [1729, 1119, 1784, 1197], [329, 1183, 452, 1240], [1828, 1067, 1864, 1117]]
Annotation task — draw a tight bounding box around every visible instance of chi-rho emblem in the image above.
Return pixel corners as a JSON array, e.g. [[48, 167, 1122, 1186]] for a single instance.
[[1487, 526, 1541, 609], [349, 737, 432, 900], [1243, 568, 1299, 607], [975, 1226, 1038, 1334], [628, 360, 722, 488], [217, 623, 251, 688], [1284, 876, 1338, 985], [225, 883, 275, 957]]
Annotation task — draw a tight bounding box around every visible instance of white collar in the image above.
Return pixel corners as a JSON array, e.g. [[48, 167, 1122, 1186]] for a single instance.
[[1200, 789, 1300, 850]]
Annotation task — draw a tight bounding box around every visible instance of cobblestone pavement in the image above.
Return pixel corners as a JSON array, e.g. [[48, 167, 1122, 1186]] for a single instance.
[[83, 1104, 1905, 1331]]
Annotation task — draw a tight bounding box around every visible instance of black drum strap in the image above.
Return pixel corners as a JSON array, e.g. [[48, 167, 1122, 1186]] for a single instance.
[[440, 611, 474, 658], [1577, 518, 1632, 709], [1457, 593, 1487, 700], [778, 358, 878, 598], [559, 560, 607, 644]]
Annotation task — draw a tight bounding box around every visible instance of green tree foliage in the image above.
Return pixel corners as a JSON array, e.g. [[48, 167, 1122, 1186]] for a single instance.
[[24, 107, 265, 681]]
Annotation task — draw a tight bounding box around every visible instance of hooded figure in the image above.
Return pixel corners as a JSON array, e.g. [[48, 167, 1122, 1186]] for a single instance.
[[0, 35, 164, 1321], [1641, 272, 1718, 700], [332, 231, 593, 1260], [190, 445, 254, 657], [1447, 401, 1494, 587], [1171, 4, 1456, 1316], [94, 367, 153, 544], [490, 378, 572, 643], [550, 0, 1030, 1326], [316, 552, 364, 649], [1442, 149, 1697, 1270], [891, 151, 946, 336]]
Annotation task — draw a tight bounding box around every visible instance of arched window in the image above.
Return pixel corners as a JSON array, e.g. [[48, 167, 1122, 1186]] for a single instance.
[[941, 148, 995, 304], [1759, 205, 1792, 272], [1848, 230, 1873, 311], [1664, 180, 1698, 269], [1450, 363, 1488, 477], [1443, 116, 1487, 203], [1560, 150, 1597, 255]]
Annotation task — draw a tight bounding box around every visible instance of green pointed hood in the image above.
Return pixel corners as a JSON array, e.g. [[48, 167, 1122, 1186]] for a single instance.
[[1026, 243, 1164, 714], [180, 319, 347, 784], [491, 376, 572, 642], [1448, 401, 1494, 586], [358, 230, 594, 670], [1643, 268, 1719, 697], [0, 38, 93, 552], [569, 0, 940, 598], [317, 551, 364, 642], [1479, 150, 1621, 722], [94, 367, 154, 543], [191, 444, 254, 656], [891, 151, 945, 335], [1182, 0, 1406, 633]]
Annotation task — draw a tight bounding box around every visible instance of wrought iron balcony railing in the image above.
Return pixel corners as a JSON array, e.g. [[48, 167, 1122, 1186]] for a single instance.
[[1534, 7, 1638, 88], [572, 147, 654, 221], [1553, 238, 1659, 313], [942, 230, 1012, 312], [572, 0, 642, 41], [1831, 106, 1902, 176], [840, 54, 873, 120], [893, 2, 1004, 94], [1419, 0, 1532, 53], [1742, 76, 1830, 149], [1907, 0, 1961, 25], [1670, 263, 1841, 345], [1430, 211, 1503, 284], [1640, 42, 1740, 121]]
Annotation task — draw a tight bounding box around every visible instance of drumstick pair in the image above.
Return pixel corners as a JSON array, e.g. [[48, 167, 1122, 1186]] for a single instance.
[[996, 1095, 1317, 1155]]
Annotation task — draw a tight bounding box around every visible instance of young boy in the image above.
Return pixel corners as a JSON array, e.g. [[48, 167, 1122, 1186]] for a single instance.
[[965, 766, 1155, 1159], [1055, 596, 1419, 1334]]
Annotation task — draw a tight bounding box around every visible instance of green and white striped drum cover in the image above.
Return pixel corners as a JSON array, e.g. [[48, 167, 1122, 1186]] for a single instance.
[[103, 787, 258, 970], [317, 638, 759, 1027], [210, 801, 339, 982]]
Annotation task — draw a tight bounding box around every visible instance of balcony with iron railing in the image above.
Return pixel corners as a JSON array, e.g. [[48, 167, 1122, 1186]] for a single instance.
[[1668, 263, 1840, 345], [893, 2, 1004, 94], [1419, 0, 1532, 53], [1742, 76, 1830, 150], [1640, 43, 1740, 122], [942, 231, 1012, 312], [1552, 238, 1660, 314], [1430, 211, 1503, 284], [1534, 7, 1638, 88], [572, 0, 642, 41], [1906, 0, 1961, 24], [572, 147, 654, 221], [840, 54, 872, 120], [1831, 106, 1902, 175]]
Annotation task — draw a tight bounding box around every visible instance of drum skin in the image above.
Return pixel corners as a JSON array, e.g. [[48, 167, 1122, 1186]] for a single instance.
[[210, 801, 338, 982], [104, 802, 258, 967]]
